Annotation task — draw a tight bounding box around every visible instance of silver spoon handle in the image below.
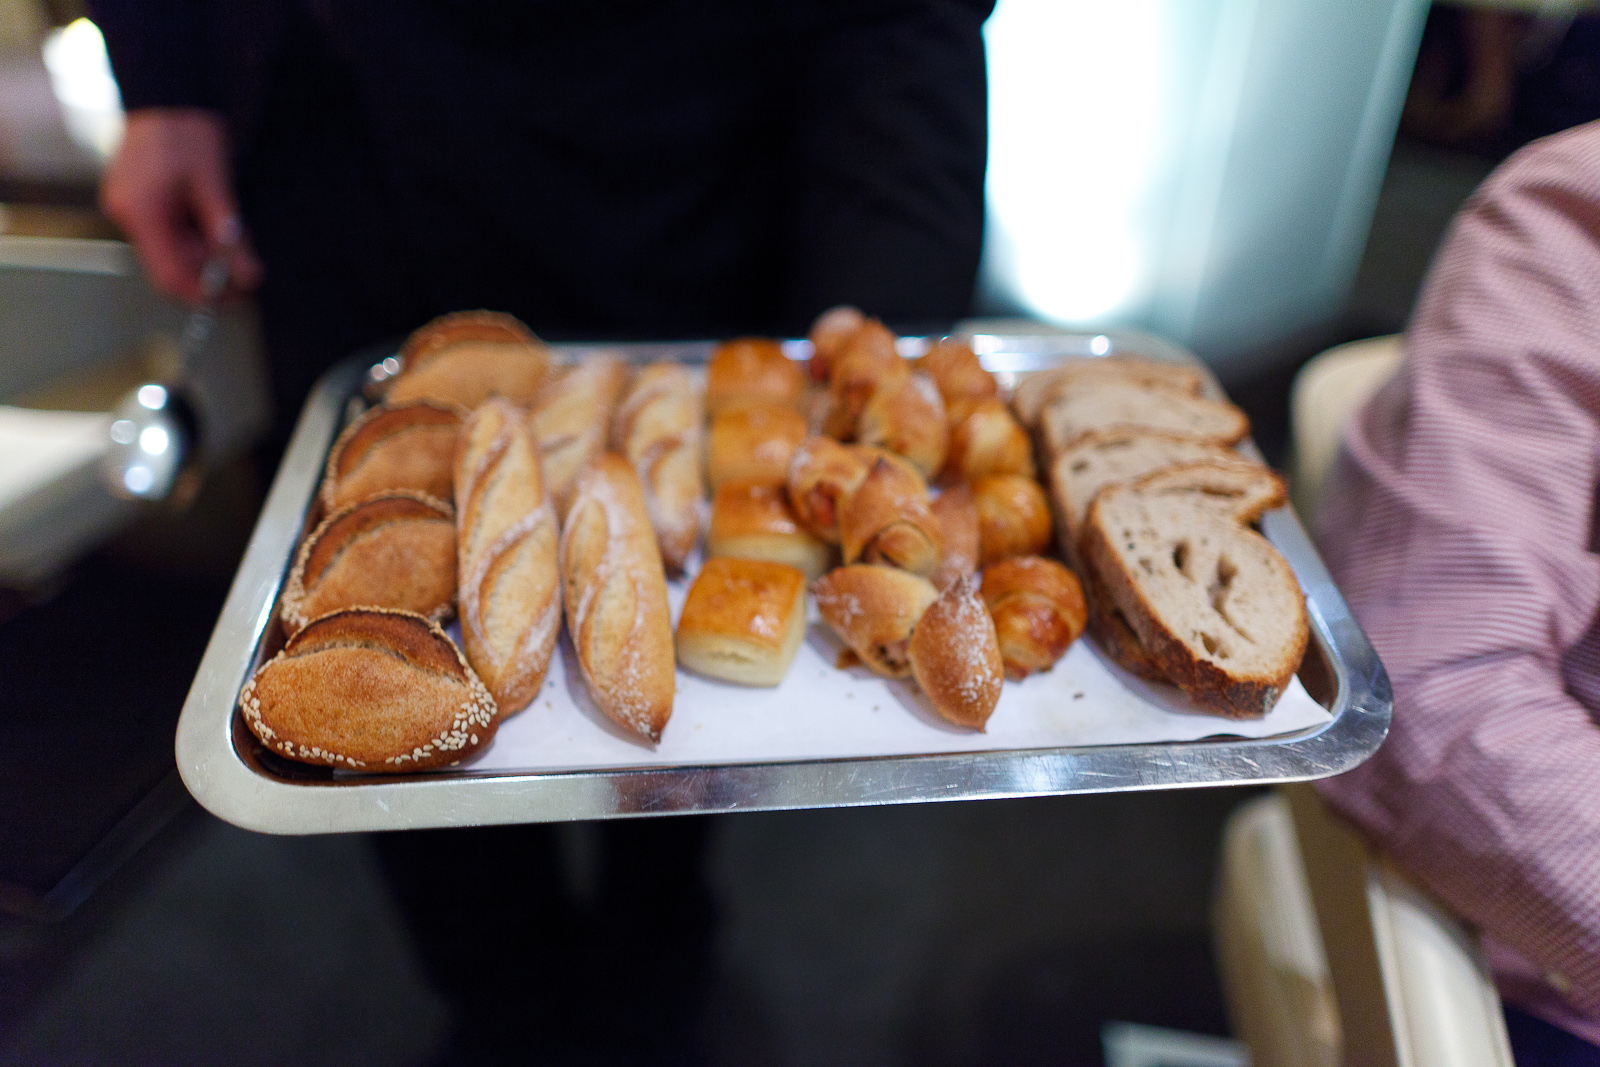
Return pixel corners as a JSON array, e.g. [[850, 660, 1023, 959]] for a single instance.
[[177, 255, 230, 370]]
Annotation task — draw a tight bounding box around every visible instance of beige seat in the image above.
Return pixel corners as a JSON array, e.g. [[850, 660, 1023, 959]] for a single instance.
[[1213, 336, 1515, 1067]]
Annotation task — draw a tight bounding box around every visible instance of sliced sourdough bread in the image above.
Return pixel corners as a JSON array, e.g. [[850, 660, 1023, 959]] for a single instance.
[[1129, 461, 1286, 525], [1012, 357, 1205, 428], [1049, 431, 1247, 554], [1038, 382, 1249, 456], [1081, 483, 1307, 718]]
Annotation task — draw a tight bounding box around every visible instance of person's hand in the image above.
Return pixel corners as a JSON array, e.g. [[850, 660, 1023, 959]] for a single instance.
[[100, 108, 263, 305]]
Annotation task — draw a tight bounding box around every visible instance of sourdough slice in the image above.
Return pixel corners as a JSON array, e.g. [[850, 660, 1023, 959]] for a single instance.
[[1129, 461, 1286, 525], [1038, 382, 1248, 457], [1082, 485, 1308, 718], [1012, 357, 1205, 428], [1080, 563, 1168, 681], [1049, 431, 1245, 555]]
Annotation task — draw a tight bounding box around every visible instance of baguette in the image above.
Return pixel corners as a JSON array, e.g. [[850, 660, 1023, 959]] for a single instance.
[[281, 491, 457, 634], [611, 362, 704, 572], [388, 310, 550, 409], [240, 608, 498, 771], [455, 399, 562, 717], [527, 352, 630, 520], [1038, 381, 1248, 456], [908, 575, 1004, 730], [560, 455, 677, 742], [1012, 356, 1205, 429], [1081, 483, 1308, 718], [321, 400, 464, 512]]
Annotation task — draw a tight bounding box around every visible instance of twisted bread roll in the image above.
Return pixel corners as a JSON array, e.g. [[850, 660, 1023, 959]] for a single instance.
[[812, 564, 939, 678], [944, 398, 1035, 482], [839, 457, 943, 576], [979, 556, 1086, 679], [560, 455, 677, 742], [856, 373, 948, 480], [928, 483, 979, 591], [528, 352, 630, 520], [786, 435, 870, 544], [455, 399, 561, 718], [612, 362, 704, 572], [919, 337, 997, 409], [807, 305, 866, 383], [825, 319, 906, 439], [972, 474, 1053, 567]]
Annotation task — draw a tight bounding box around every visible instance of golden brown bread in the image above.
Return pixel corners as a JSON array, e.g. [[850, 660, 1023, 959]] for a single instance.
[[826, 319, 907, 439], [972, 474, 1053, 567], [675, 557, 808, 686], [527, 353, 630, 520], [928, 483, 980, 591], [944, 398, 1036, 483], [786, 435, 870, 544], [611, 362, 704, 572], [281, 491, 457, 634], [387, 311, 550, 409], [839, 457, 944, 576], [919, 337, 997, 408], [559, 454, 677, 742], [321, 401, 464, 513], [706, 338, 805, 415], [1011, 356, 1206, 429], [707, 401, 809, 490], [807, 305, 866, 384], [454, 399, 562, 717], [812, 564, 939, 678], [240, 608, 498, 771], [707, 479, 833, 580], [908, 575, 1004, 730], [978, 556, 1086, 679], [856, 373, 949, 480], [1080, 565, 1168, 681], [1038, 382, 1249, 456]]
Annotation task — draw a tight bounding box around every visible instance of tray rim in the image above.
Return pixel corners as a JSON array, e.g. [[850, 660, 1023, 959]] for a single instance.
[[174, 325, 1391, 834]]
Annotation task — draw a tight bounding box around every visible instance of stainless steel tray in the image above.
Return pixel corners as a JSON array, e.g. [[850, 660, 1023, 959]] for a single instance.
[[175, 327, 1390, 834]]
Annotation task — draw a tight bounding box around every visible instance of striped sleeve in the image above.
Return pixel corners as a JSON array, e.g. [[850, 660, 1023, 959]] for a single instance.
[[1316, 121, 1600, 1024]]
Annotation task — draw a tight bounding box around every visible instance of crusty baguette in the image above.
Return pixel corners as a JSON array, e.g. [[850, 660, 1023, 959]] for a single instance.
[[321, 400, 464, 512], [281, 491, 457, 634], [1081, 484, 1308, 718], [839, 457, 943, 576], [1038, 381, 1249, 456], [812, 564, 939, 678], [240, 608, 498, 771], [388, 310, 550, 409], [928, 483, 980, 590], [611, 362, 704, 572], [527, 352, 630, 521], [559, 454, 677, 742], [908, 575, 1004, 730], [856, 373, 948, 480], [1049, 430, 1245, 554], [455, 398, 561, 718], [1012, 356, 1205, 429], [675, 557, 808, 687], [978, 556, 1086, 679]]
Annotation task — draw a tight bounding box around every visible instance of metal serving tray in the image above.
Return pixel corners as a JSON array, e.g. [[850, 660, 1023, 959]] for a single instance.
[[175, 328, 1390, 834]]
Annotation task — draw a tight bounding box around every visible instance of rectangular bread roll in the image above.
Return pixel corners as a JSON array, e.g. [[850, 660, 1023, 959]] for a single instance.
[[560, 454, 677, 742], [455, 398, 561, 718], [675, 557, 808, 686]]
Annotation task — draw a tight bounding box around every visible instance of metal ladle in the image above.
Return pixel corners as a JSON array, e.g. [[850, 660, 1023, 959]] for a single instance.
[[102, 255, 228, 501]]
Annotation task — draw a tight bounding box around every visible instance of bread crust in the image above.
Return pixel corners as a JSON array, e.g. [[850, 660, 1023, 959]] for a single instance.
[[1080, 564, 1168, 682], [839, 457, 943, 576], [455, 399, 561, 718], [856, 373, 948, 480], [1081, 488, 1309, 718], [706, 338, 805, 415], [708, 480, 833, 580], [944, 398, 1036, 483], [812, 564, 939, 678], [707, 401, 808, 490], [807, 305, 865, 384], [978, 556, 1086, 679], [388, 310, 550, 409], [1012, 356, 1206, 428], [527, 353, 630, 520], [908, 575, 1004, 730], [928, 483, 980, 591], [239, 608, 498, 771], [1038, 382, 1249, 456], [559, 455, 677, 742], [1128, 461, 1286, 524], [786, 435, 870, 544], [281, 491, 457, 634], [675, 558, 808, 686], [611, 362, 704, 573], [321, 400, 465, 513], [919, 337, 997, 408], [826, 319, 907, 438], [972, 474, 1053, 568]]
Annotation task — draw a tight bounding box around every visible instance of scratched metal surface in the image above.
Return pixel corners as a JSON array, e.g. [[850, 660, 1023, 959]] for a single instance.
[[174, 327, 1391, 834]]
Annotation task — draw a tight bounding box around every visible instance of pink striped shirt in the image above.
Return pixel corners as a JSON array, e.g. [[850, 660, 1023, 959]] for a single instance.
[[1318, 121, 1600, 1039]]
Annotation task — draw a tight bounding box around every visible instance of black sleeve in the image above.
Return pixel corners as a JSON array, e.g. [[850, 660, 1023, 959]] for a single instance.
[[88, 0, 219, 111]]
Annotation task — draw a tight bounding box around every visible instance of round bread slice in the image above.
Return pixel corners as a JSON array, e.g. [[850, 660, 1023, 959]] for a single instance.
[[387, 310, 550, 409], [240, 609, 498, 771], [281, 491, 457, 634], [1082, 485, 1308, 718], [322, 400, 465, 512]]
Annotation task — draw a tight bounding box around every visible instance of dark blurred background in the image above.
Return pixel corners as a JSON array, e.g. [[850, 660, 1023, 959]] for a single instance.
[[0, 1, 1587, 1063]]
